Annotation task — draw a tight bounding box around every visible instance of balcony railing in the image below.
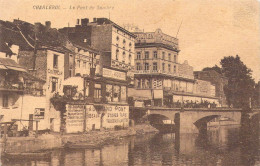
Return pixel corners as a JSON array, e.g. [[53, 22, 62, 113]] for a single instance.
[[134, 70, 194, 79], [0, 81, 24, 91]]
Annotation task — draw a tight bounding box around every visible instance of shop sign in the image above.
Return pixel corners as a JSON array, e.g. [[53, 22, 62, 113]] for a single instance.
[[103, 68, 126, 80], [34, 108, 45, 119], [47, 68, 63, 75]]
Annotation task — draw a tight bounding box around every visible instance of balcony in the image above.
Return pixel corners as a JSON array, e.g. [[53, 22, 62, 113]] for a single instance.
[[134, 70, 194, 79], [0, 81, 24, 92]]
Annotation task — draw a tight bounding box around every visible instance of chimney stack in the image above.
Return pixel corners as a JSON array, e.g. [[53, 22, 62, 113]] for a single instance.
[[45, 21, 51, 31], [81, 18, 89, 26]]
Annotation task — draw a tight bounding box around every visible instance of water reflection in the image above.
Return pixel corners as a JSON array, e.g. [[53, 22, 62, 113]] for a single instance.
[[1, 125, 259, 166]]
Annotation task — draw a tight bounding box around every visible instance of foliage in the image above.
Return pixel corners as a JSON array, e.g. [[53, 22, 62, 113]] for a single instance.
[[202, 65, 222, 74], [220, 55, 255, 108], [252, 81, 260, 108], [50, 93, 69, 112]]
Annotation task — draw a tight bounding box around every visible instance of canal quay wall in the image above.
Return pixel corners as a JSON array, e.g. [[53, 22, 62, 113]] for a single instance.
[[1, 124, 158, 153]]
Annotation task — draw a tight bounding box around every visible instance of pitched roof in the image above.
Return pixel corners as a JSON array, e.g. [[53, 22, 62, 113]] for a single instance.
[[0, 58, 27, 72]]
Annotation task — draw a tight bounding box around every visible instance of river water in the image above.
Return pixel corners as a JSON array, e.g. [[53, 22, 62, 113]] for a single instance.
[[1, 125, 260, 166]]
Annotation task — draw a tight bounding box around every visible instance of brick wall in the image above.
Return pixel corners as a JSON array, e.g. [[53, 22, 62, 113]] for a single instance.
[[18, 50, 47, 80], [91, 25, 112, 52]]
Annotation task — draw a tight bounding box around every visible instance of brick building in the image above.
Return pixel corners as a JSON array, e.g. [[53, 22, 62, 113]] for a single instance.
[[194, 70, 228, 107], [59, 18, 136, 83]]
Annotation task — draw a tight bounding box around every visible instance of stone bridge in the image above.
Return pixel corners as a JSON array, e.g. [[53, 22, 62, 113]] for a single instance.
[[145, 108, 259, 133]]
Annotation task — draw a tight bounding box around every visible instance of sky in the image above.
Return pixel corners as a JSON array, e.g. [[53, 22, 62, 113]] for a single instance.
[[1, 0, 260, 81]]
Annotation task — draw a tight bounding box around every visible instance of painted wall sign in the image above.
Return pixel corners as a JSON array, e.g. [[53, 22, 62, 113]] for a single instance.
[[66, 104, 84, 133], [103, 68, 126, 80], [47, 68, 63, 75]]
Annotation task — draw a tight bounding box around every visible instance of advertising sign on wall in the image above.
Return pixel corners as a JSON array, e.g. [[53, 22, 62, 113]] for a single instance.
[[103, 68, 126, 80], [66, 104, 85, 133]]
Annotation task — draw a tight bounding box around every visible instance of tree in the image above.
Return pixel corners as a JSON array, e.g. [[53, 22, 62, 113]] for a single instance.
[[220, 55, 255, 108], [252, 81, 260, 108], [202, 65, 222, 74]]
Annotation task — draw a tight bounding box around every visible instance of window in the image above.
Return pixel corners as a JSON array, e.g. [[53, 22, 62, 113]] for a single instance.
[[137, 52, 141, 59], [116, 36, 119, 41], [129, 54, 132, 64], [145, 63, 149, 70], [51, 77, 58, 93], [129, 42, 132, 47], [53, 54, 58, 69], [153, 62, 157, 71], [145, 51, 149, 59], [136, 63, 142, 70], [94, 83, 102, 99], [83, 61, 87, 69], [162, 52, 165, 60], [168, 64, 171, 72], [106, 84, 113, 102], [121, 86, 126, 102], [85, 81, 89, 97], [174, 65, 176, 73], [116, 49, 119, 60], [162, 63, 165, 71], [2, 94, 8, 107], [77, 60, 80, 68], [113, 85, 120, 102], [153, 51, 157, 59], [123, 39, 126, 44], [137, 79, 141, 88], [122, 52, 126, 62], [174, 55, 177, 62], [168, 53, 171, 61]]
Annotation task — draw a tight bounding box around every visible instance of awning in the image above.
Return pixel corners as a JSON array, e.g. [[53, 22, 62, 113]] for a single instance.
[[128, 88, 153, 100], [6, 66, 27, 72]]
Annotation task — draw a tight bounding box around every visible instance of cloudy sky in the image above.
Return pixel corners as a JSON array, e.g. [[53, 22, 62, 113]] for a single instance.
[[1, 0, 259, 81]]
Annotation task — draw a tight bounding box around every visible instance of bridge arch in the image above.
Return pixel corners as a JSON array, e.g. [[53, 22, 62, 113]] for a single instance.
[[180, 111, 241, 133]]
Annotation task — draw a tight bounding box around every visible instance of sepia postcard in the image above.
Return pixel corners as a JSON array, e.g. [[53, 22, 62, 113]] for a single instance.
[[0, 0, 259, 165]]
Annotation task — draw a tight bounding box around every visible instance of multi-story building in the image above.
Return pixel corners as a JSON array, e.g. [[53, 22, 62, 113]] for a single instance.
[[0, 35, 46, 132], [59, 18, 133, 133], [129, 29, 219, 108], [194, 70, 228, 107], [59, 18, 136, 83], [0, 18, 132, 134]]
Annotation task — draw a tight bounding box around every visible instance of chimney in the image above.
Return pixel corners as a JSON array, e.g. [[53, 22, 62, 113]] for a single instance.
[[34, 22, 42, 33], [45, 21, 51, 31], [81, 18, 89, 26]]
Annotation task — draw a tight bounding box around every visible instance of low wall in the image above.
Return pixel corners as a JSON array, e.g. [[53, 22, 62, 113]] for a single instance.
[[1, 124, 157, 153], [2, 134, 62, 153]]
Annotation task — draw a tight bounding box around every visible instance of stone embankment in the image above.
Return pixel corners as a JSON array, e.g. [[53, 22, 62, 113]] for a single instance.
[[1, 124, 158, 153]]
